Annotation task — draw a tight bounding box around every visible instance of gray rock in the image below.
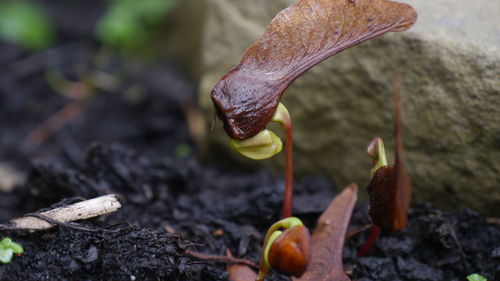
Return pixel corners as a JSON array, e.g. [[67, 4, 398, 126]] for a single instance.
[[165, 0, 206, 80], [198, 0, 500, 214]]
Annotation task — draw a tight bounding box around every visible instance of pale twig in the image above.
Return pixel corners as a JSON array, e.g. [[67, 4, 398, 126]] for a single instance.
[[1, 194, 121, 231]]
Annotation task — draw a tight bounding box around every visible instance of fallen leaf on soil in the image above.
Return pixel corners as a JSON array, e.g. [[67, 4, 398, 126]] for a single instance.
[[211, 0, 417, 139], [226, 249, 258, 281], [393, 77, 412, 231], [294, 183, 358, 281]]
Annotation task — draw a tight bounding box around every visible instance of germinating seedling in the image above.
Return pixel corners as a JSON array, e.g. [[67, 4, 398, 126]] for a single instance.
[[230, 103, 294, 217], [255, 217, 310, 281], [0, 237, 23, 264], [358, 78, 413, 256], [230, 103, 304, 279], [211, 0, 416, 279]]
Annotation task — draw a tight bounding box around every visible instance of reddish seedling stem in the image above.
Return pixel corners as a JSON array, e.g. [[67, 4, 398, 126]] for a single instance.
[[357, 224, 381, 257], [185, 250, 259, 269], [345, 224, 373, 239], [22, 101, 85, 151], [282, 121, 294, 218]]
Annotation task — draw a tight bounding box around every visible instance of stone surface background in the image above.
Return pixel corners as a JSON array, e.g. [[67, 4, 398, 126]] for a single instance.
[[198, 0, 500, 214], [165, 0, 206, 80]]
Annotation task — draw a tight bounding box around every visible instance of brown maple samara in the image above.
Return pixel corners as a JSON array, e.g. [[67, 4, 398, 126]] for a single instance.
[[367, 78, 412, 233], [211, 0, 417, 140]]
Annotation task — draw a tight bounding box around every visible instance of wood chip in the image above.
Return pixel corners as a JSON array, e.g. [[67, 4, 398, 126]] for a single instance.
[[4, 194, 121, 230]]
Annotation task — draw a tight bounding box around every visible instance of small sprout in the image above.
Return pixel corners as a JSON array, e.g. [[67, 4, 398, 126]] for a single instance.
[[256, 217, 311, 281], [270, 103, 291, 130], [267, 225, 310, 277], [230, 103, 295, 218], [467, 274, 488, 281], [367, 137, 388, 177], [230, 103, 291, 160], [366, 137, 405, 232], [0, 237, 24, 264], [367, 77, 411, 234], [230, 129, 282, 160], [359, 77, 412, 256]]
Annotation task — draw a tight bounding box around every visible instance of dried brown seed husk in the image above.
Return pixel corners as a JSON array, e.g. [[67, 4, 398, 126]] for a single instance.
[[268, 225, 311, 277]]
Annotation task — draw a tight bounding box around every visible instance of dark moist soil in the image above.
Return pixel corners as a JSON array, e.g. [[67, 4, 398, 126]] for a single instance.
[[0, 41, 195, 170], [1, 144, 499, 281], [1, 27, 499, 281]]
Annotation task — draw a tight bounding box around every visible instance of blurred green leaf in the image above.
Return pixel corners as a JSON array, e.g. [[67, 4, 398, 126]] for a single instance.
[[467, 274, 488, 281], [0, 1, 54, 50], [0, 237, 23, 264], [0, 247, 13, 264], [137, 0, 177, 24], [96, 0, 177, 53], [9, 242, 23, 255], [174, 143, 191, 159], [0, 238, 12, 246]]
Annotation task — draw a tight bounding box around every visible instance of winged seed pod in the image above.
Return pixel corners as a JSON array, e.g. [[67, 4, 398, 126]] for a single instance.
[[211, 0, 417, 140], [213, 0, 417, 221]]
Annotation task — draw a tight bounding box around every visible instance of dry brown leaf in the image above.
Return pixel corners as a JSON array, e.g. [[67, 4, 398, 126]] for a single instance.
[[227, 264, 258, 281], [393, 76, 412, 230], [226, 249, 258, 281], [212, 0, 417, 139], [294, 183, 358, 281]]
